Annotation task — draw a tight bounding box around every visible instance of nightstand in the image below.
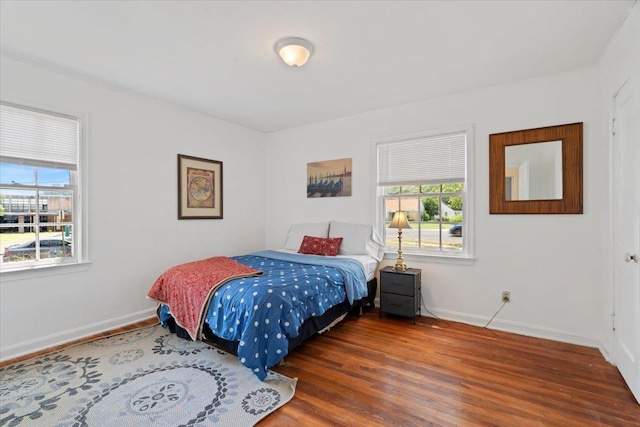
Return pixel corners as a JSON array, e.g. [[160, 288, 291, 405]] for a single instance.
[[379, 266, 421, 324]]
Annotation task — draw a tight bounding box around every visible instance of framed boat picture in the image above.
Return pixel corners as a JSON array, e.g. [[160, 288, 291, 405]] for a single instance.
[[178, 154, 223, 219], [307, 158, 352, 198]]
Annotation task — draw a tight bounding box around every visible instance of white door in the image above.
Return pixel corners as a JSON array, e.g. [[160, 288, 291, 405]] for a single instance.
[[612, 76, 640, 403]]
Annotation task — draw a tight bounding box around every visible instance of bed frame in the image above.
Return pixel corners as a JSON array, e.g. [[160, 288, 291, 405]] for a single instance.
[[162, 277, 377, 356]]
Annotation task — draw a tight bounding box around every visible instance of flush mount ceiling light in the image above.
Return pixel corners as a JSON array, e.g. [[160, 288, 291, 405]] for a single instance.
[[274, 37, 314, 67]]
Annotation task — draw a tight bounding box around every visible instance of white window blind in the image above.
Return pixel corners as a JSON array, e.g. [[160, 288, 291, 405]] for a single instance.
[[0, 103, 79, 170], [377, 132, 466, 186]]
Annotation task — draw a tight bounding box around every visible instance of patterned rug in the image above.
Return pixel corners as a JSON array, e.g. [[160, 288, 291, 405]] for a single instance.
[[0, 324, 297, 426]]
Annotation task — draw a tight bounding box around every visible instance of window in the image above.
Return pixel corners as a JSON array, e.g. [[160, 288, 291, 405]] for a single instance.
[[376, 125, 474, 259], [1, 102, 83, 271]]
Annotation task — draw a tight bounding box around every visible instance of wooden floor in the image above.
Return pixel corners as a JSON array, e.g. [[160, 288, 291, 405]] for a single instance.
[[265, 310, 639, 427], [2, 312, 638, 426], [0, 318, 159, 368]]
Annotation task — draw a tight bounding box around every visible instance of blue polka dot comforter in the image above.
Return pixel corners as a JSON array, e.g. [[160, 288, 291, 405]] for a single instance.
[[159, 250, 368, 380]]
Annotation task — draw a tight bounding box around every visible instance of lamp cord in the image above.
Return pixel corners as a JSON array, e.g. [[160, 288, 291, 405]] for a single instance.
[[417, 294, 506, 336], [483, 301, 506, 328], [420, 294, 451, 328], [482, 301, 507, 337]]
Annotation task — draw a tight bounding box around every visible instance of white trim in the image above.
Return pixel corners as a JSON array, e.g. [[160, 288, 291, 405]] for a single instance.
[[606, 82, 623, 363], [372, 298, 600, 348], [371, 123, 476, 146], [78, 107, 90, 266], [599, 343, 613, 364], [371, 123, 475, 260], [0, 95, 90, 273], [0, 307, 157, 362], [382, 251, 476, 266], [0, 260, 91, 282], [464, 124, 475, 260], [422, 307, 601, 349]]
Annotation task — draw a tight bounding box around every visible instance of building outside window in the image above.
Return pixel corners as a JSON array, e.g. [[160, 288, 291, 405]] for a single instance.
[[376, 125, 474, 259], [0, 102, 83, 271]]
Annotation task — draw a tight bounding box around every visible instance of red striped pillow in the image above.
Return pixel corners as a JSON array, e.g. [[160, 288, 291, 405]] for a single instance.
[[298, 235, 343, 256]]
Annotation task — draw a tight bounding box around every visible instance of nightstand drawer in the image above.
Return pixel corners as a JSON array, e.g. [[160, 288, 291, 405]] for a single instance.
[[380, 271, 415, 296], [380, 293, 417, 317], [379, 266, 421, 323]]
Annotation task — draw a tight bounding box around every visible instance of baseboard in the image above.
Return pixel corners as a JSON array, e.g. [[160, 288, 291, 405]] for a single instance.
[[3, 302, 605, 362], [0, 307, 158, 362], [420, 307, 600, 349], [599, 343, 612, 363]]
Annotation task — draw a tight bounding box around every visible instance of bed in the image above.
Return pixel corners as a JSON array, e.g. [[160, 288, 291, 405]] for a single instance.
[[148, 221, 383, 380]]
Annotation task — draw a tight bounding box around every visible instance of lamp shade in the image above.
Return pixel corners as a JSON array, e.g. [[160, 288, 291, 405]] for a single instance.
[[275, 37, 314, 67], [389, 211, 410, 229]]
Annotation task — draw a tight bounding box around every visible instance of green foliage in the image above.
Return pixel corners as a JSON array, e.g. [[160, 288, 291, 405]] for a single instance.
[[443, 196, 463, 210], [440, 184, 463, 211], [451, 214, 463, 223], [387, 186, 401, 195], [421, 198, 439, 221], [404, 185, 421, 194], [387, 183, 463, 196], [420, 183, 463, 193], [386, 183, 464, 221]]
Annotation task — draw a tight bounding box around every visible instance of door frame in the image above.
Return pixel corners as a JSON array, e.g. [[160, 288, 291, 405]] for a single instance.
[[608, 74, 640, 403]]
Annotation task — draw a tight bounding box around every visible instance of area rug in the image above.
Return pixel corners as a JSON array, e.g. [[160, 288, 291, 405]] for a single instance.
[[0, 324, 297, 426]]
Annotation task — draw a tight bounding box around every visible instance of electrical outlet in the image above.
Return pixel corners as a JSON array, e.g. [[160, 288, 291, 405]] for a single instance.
[[502, 291, 511, 303]]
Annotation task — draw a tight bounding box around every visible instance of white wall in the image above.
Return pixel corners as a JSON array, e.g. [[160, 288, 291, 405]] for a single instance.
[[0, 55, 266, 360], [598, 4, 640, 357], [265, 66, 607, 347], [2, 5, 635, 361]]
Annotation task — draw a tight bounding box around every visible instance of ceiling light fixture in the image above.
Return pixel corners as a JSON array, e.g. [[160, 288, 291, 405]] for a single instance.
[[274, 37, 314, 67]]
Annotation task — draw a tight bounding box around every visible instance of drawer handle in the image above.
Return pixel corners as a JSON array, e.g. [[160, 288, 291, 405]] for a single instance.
[[390, 303, 402, 307]]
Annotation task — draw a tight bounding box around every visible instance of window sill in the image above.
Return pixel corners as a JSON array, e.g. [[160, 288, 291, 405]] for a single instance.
[[0, 261, 92, 282], [383, 251, 476, 266]]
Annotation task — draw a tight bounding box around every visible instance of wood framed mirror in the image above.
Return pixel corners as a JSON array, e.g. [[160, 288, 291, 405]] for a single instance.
[[489, 122, 583, 214]]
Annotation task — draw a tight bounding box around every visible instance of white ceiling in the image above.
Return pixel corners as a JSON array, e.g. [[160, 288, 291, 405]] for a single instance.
[[0, 1, 634, 133]]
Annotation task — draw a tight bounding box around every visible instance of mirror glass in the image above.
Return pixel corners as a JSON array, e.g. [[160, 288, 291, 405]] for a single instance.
[[504, 140, 563, 201]]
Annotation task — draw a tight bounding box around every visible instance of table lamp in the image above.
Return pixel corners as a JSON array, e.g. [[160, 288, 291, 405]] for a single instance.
[[389, 210, 410, 271]]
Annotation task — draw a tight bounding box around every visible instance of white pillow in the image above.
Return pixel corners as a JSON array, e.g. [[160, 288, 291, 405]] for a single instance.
[[329, 221, 384, 261], [283, 222, 329, 251]]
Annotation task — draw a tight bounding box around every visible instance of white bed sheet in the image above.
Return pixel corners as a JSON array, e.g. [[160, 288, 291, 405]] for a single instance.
[[274, 249, 379, 282]]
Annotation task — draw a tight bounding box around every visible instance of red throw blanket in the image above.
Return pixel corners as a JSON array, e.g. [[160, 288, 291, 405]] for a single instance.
[[147, 256, 263, 340]]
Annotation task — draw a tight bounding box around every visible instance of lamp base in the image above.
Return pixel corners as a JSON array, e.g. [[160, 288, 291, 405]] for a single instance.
[[393, 226, 407, 272], [392, 258, 407, 272]]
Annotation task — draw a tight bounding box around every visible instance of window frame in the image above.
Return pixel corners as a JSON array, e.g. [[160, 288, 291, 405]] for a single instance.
[[0, 100, 89, 276], [372, 124, 475, 263], [381, 183, 465, 251]]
